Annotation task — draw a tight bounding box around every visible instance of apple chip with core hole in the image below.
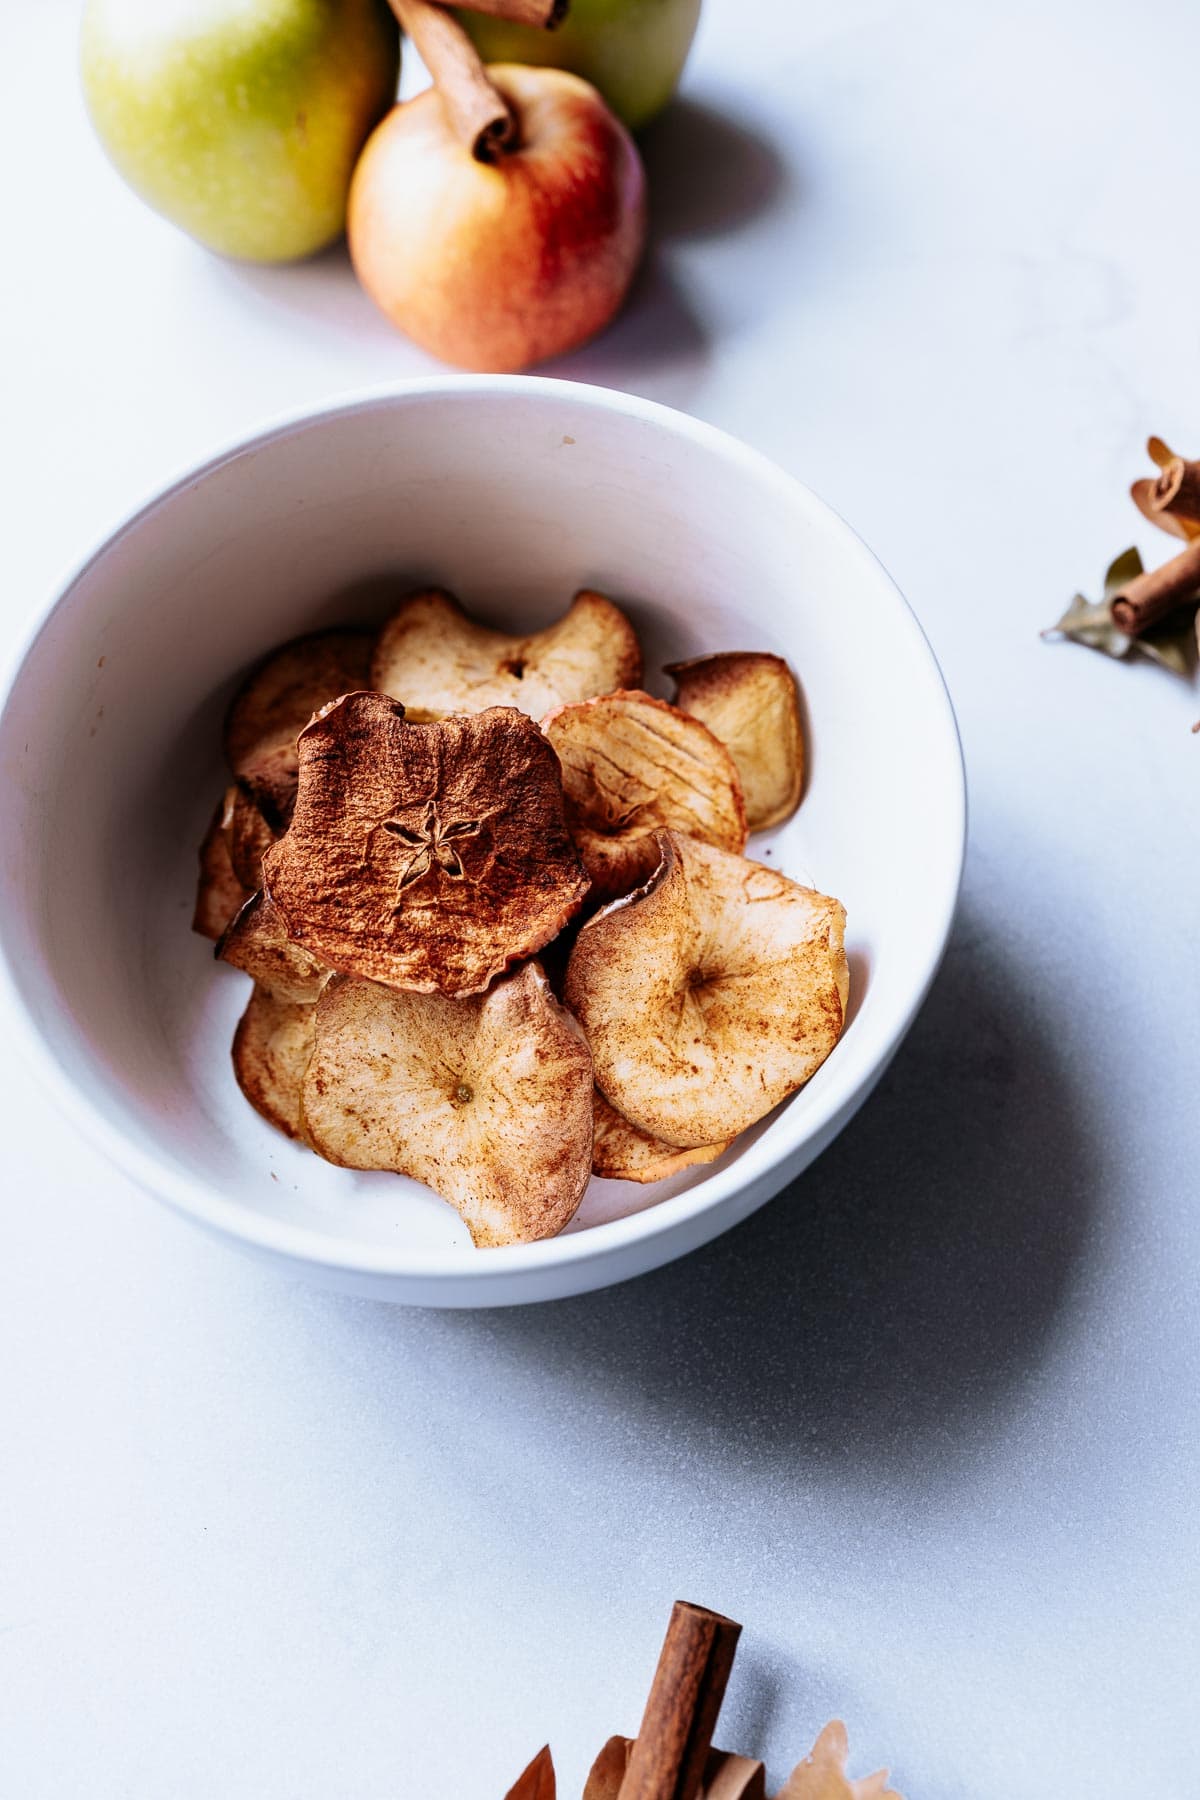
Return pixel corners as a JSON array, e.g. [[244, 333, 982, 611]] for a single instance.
[[232, 986, 317, 1142], [370, 588, 642, 723], [301, 964, 594, 1246], [217, 892, 330, 1004], [592, 1091, 731, 1183], [565, 832, 848, 1147], [666, 652, 804, 831], [262, 693, 590, 995], [542, 690, 747, 902], [193, 788, 250, 941], [224, 628, 374, 826]]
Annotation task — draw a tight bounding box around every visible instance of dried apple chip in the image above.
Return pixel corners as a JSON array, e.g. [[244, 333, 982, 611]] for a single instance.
[[263, 693, 590, 995], [565, 831, 848, 1147], [232, 984, 317, 1142], [666, 651, 804, 830], [370, 588, 642, 722], [592, 1090, 731, 1183], [542, 690, 747, 902], [777, 1721, 903, 1799], [226, 785, 280, 890], [301, 964, 594, 1246], [224, 628, 374, 826], [217, 891, 330, 1004], [193, 788, 251, 941]]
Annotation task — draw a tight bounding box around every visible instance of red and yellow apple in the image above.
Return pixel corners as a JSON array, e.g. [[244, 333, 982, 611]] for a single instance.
[[347, 64, 646, 372]]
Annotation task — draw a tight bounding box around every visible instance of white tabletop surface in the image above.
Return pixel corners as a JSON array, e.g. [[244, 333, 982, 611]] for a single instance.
[[4, 2, 1199, 1795]]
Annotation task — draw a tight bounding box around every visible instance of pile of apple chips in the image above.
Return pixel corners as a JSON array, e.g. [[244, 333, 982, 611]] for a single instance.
[[194, 589, 848, 1246]]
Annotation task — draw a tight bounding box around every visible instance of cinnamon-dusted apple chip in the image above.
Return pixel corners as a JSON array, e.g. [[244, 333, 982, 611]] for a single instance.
[[301, 964, 594, 1246], [263, 693, 590, 995], [370, 588, 642, 722], [592, 1090, 731, 1183], [225, 628, 374, 826], [193, 788, 251, 941], [217, 891, 330, 1004], [777, 1721, 903, 1799], [542, 690, 747, 902], [565, 832, 848, 1147], [666, 651, 804, 830], [232, 985, 317, 1142], [226, 785, 280, 890]]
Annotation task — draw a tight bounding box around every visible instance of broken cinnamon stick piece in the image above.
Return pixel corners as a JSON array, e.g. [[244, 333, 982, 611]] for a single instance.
[[1109, 537, 1200, 637], [617, 1602, 742, 1800], [1131, 449, 1200, 542], [454, 0, 569, 26], [389, 0, 515, 160]]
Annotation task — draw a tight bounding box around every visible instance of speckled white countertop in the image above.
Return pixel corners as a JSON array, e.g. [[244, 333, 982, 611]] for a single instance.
[[3, 1, 1199, 1794]]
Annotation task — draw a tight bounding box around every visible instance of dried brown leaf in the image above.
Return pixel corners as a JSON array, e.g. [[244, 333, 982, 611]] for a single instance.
[[217, 891, 330, 1004], [565, 831, 848, 1148], [263, 694, 590, 996], [776, 1721, 902, 1800], [371, 588, 642, 723], [592, 1089, 731, 1182], [301, 963, 594, 1245], [666, 651, 804, 831], [503, 1744, 556, 1800], [193, 788, 251, 941], [232, 985, 317, 1141], [542, 690, 747, 903], [225, 628, 374, 826]]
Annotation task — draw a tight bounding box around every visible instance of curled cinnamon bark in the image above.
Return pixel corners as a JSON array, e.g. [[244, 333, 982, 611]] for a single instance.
[[1131, 440, 1200, 543], [1109, 537, 1200, 637], [389, 0, 515, 160]]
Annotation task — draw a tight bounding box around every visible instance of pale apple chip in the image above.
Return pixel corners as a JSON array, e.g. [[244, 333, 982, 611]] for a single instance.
[[666, 651, 804, 830], [541, 690, 747, 902], [370, 588, 642, 722], [224, 628, 374, 826], [193, 788, 251, 941], [217, 891, 330, 1004], [263, 693, 590, 996], [301, 963, 594, 1246], [232, 984, 317, 1142], [592, 1090, 731, 1183], [777, 1721, 903, 1800], [226, 785, 280, 890], [565, 831, 848, 1147]]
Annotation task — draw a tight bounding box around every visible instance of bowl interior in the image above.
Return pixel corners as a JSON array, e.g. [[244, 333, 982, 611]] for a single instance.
[[0, 382, 962, 1282]]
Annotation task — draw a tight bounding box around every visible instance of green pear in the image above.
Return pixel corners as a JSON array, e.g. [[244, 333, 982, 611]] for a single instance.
[[81, 0, 400, 263], [459, 0, 700, 131]]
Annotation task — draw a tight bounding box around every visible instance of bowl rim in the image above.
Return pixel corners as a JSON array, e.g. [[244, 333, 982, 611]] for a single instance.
[[0, 374, 966, 1286]]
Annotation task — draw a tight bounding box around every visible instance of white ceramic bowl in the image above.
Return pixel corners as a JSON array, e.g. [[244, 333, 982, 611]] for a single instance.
[[0, 378, 964, 1307]]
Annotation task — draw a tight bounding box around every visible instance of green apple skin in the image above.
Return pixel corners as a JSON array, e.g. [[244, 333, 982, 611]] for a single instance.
[[460, 0, 701, 131], [81, 0, 401, 262]]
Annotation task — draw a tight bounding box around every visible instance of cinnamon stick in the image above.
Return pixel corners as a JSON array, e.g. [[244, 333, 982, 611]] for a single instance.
[[617, 1603, 742, 1800], [1109, 537, 1200, 637], [1131, 454, 1200, 543], [455, 0, 569, 25], [389, 0, 515, 160]]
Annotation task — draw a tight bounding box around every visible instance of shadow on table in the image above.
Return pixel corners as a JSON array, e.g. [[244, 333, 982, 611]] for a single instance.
[[469, 900, 1100, 1483], [639, 97, 791, 241]]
